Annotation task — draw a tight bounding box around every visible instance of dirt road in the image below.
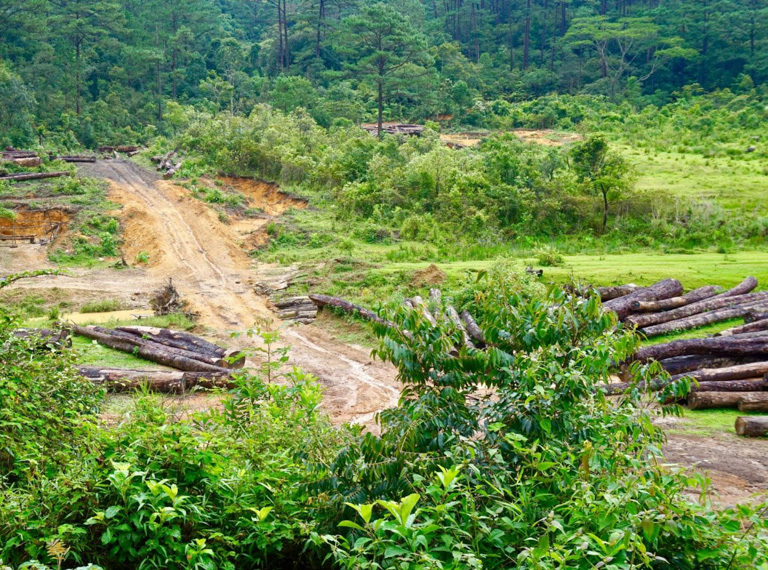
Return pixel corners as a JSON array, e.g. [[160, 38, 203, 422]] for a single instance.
[[3, 160, 400, 425]]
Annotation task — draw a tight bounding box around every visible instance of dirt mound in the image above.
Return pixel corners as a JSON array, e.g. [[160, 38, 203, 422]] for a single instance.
[[0, 207, 70, 238], [411, 263, 447, 287], [219, 176, 307, 216], [110, 185, 165, 267]]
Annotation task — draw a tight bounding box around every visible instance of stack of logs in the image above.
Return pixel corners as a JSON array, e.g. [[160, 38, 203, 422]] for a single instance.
[[71, 325, 241, 392], [151, 150, 183, 178], [272, 296, 318, 324], [596, 275, 768, 437], [0, 148, 72, 181], [98, 145, 143, 157]]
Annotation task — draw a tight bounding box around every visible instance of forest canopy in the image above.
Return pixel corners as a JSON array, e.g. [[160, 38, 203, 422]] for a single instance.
[[1, 0, 767, 146]]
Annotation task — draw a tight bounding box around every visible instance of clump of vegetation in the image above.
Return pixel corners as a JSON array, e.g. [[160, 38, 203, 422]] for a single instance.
[[80, 299, 123, 314], [535, 245, 564, 267]]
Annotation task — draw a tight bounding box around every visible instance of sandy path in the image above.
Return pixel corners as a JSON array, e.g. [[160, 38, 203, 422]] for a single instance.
[[8, 160, 400, 424]]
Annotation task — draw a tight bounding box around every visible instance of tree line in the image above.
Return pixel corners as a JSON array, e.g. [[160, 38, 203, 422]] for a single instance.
[[1, 0, 767, 146]]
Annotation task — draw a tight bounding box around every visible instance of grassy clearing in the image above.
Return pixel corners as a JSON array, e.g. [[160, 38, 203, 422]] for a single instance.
[[621, 146, 768, 213], [668, 409, 768, 438]]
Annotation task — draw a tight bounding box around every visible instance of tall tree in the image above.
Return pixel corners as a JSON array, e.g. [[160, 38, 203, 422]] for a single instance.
[[338, 2, 432, 138]]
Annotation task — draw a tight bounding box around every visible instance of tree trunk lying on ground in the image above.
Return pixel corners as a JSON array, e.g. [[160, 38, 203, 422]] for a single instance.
[[79, 367, 233, 392], [309, 294, 396, 328], [658, 355, 768, 376], [634, 336, 768, 362], [55, 156, 96, 163], [626, 289, 768, 329], [631, 285, 723, 312], [687, 391, 766, 410], [271, 296, 318, 323], [0, 171, 71, 182], [115, 325, 243, 365], [717, 318, 768, 337], [460, 310, 485, 345], [640, 301, 768, 337], [73, 325, 232, 373], [603, 278, 683, 320], [745, 310, 768, 324], [13, 328, 71, 348], [737, 393, 768, 411], [596, 284, 640, 302], [10, 157, 41, 167], [735, 416, 768, 437], [670, 361, 768, 383], [445, 306, 474, 349], [604, 377, 768, 396]]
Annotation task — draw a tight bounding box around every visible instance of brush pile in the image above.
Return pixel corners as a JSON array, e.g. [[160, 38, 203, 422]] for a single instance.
[[150, 278, 197, 318], [151, 150, 183, 178]]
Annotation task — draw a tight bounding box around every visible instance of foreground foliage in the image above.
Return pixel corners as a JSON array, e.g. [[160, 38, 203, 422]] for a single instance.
[[1, 269, 767, 568]]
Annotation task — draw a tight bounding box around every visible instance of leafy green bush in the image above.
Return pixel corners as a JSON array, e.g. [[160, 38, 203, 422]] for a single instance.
[[313, 266, 768, 568]]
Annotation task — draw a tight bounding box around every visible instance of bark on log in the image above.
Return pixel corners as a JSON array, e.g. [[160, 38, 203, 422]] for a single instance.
[[429, 288, 442, 320], [671, 361, 768, 383], [114, 325, 238, 362], [73, 325, 231, 373], [640, 301, 768, 338], [717, 318, 768, 337], [745, 311, 768, 324], [78, 367, 233, 392], [658, 355, 767, 376], [688, 391, 750, 410], [603, 278, 683, 320], [309, 294, 395, 328], [11, 157, 41, 167], [460, 310, 485, 345], [634, 336, 768, 362], [55, 156, 96, 163], [411, 296, 438, 326], [92, 325, 244, 368], [737, 393, 768, 411], [117, 146, 140, 153], [692, 379, 768, 392], [631, 285, 722, 312], [445, 306, 475, 349], [711, 275, 759, 298], [596, 284, 640, 302], [0, 171, 71, 182], [735, 416, 768, 437], [626, 290, 768, 329]]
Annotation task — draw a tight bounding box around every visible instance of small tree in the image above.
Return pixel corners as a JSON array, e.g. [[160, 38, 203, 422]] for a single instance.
[[570, 135, 633, 232]]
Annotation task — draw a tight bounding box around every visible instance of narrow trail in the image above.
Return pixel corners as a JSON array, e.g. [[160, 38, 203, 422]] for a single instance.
[[82, 160, 401, 424]]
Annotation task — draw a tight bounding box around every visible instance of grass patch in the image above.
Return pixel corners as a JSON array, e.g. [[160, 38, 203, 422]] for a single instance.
[[73, 335, 161, 369], [669, 409, 768, 438], [80, 299, 124, 313]]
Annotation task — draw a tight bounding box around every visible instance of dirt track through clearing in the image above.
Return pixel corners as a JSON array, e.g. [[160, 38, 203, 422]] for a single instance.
[[83, 160, 400, 424]]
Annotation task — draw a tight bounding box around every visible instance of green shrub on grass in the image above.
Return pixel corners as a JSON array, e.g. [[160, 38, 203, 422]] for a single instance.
[[79, 299, 123, 313]]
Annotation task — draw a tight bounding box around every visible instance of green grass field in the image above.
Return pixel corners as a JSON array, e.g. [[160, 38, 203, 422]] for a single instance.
[[620, 146, 768, 213]]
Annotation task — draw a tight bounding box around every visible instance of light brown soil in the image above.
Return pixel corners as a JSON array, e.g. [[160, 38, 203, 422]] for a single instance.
[[0, 207, 70, 238], [411, 263, 447, 287], [218, 176, 307, 216], [3, 160, 400, 425]]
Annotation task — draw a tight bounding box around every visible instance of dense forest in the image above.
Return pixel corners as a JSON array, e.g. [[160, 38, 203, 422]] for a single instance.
[[2, 0, 768, 146]]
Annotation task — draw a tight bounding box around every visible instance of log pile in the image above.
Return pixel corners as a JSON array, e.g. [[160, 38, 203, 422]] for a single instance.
[[151, 150, 182, 178], [54, 155, 97, 163], [71, 325, 243, 392], [272, 296, 318, 324], [0, 171, 71, 182]]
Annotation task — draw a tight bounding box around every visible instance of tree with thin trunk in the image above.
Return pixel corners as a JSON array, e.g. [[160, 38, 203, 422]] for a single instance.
[[570, 134, 633, 232], [338, 3, 431, 139]]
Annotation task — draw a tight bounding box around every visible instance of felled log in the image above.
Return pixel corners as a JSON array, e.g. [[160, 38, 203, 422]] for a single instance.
[[634, 336, 768, 362], [737, 393, 768, 412], [671, 361, 768, 383], [717, 318, 768, 337], [157, 150, 177, 171], [13, 328, 72, 349], [688, 391, 752, 410], [55, 155, 96, 163], [603, 278, 683, 320], [79, 367, 233, 393], [163, 161, 182, 179], [11, 157, 41, 167], [0, 171, 71, 182], [712, 275, 759, 298], [640, 301, 768, 337], [626, 290, 768, 329], [445, 306, 474, 349], [460, 310, 485, 345], [735, 416, 768, 437], [115, 326, 244, 367], [98, 146, 116, 153], [73, 325, 231, 373], [692, 379, 768, 392], [429, 289, 443, 319], [658, 355, 767, 376], [411, 296, 437, 326], [309, 294, 395, 328], [596, 284, 641, 302], [3, 149, 38, 159], [745, 310, 768, 324], [88, 325, 239, 368], [117, 145, 140, 153], [631, 285, 722, 312]]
